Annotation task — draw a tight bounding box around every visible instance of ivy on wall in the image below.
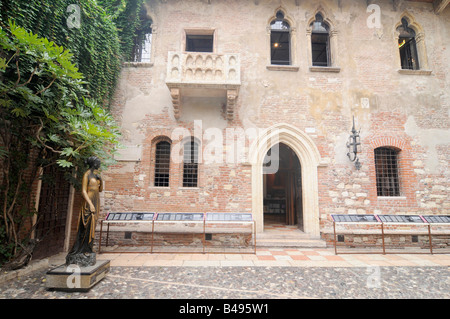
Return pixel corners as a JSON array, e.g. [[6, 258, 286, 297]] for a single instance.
[[0, 0, 124, 106], [0, 0, 151, 267]]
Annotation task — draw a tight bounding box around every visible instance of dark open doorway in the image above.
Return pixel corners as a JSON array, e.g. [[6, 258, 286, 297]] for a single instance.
[[33, 165, 71, 260], [263, 143, 303, 231]]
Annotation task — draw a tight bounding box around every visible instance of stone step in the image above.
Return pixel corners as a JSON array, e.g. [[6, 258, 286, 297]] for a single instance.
[[257, 233, 313, 240], [255, 225, 328, 248], [256, 232, 327, 248], [256, 239, 327, 248]]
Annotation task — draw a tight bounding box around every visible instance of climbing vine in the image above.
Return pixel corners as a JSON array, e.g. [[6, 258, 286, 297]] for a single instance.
[[0, 20, 122, 268], [0, 0, 157, 267], [0, 0, 123, 106]]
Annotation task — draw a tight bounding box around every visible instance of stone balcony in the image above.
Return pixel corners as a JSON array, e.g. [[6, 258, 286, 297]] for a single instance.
[[165, 51, 241, 120]]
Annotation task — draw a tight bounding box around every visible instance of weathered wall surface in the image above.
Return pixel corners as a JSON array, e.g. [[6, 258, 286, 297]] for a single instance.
[[101, 0, 449, 239]]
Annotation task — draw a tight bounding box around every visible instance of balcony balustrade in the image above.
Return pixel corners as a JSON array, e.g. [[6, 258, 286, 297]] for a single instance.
[[166, 51, 241, 120]]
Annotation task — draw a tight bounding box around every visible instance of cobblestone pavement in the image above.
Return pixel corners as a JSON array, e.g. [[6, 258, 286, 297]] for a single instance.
[[0, 265, 449, 300], [0, 248, 449, 300]]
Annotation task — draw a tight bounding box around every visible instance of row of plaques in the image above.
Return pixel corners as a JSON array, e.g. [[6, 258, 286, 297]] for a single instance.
[[332, 214, 450, 224], [105, 212, 253, 222]]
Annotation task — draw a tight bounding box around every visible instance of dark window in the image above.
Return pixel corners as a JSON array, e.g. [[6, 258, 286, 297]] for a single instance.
[[186, 34, 214, 52], [397, 18, 419, 70], [270, 11, 291, 65], [154, 141, 171, 187], [183, 140, 199, 187], [311, 13, 330, 67], [374, 147, 401, 197]]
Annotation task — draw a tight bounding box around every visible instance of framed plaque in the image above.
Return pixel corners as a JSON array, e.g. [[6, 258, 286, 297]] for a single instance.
[[377, 215, 424, 223], [421, 215, 450, 224], [332, 214, 379, 223], [156, 213, 204, 221], [105, 212, 155, 221], [206, 213, 253, 221]]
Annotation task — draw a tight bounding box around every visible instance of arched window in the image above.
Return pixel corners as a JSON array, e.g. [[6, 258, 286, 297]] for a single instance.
[[183, 139, 199, 187], [270, 10, 291, 65], [397, 18, 419, 70], [154, 141, 171, 187], [310, 13, 330, 67], [374, 147, 401, 197]]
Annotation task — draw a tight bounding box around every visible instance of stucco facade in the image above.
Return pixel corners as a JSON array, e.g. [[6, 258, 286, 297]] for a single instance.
[[101, 0, 449, 245]]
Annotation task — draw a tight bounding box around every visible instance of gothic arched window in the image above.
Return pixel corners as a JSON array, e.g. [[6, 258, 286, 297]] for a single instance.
[[397, 18, 419, 70], [310, 13, 330, 67], [270, 10, 291, 65]]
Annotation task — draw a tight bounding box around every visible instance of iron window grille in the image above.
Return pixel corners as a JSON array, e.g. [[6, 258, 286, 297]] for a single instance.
[[374, 147, 401, 197], [154, 141, 171, 187], [183, 140, 199, 187]]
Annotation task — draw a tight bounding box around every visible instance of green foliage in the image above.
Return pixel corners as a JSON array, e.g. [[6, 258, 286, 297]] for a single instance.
[[0, 0, 122, 106], [0, 21, 121, 266], [0, 0, 151, 268], [114, 0, 150, 62], [1, 19, 121, 174]]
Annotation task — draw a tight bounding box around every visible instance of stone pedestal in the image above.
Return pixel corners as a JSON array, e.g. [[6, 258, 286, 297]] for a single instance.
[[46, 260, 110, 291]]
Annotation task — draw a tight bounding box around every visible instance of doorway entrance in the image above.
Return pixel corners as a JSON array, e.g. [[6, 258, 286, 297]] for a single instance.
[[250, 123, 322, 236], [33, 165, 71, 259], [263, 143, 303, 231]]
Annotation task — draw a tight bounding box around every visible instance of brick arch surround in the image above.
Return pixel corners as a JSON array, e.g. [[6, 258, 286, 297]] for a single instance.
[[249, 123, 322, 237]]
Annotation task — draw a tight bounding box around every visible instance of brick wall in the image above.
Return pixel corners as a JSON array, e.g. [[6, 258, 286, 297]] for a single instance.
[[66, 0, 450, 249]]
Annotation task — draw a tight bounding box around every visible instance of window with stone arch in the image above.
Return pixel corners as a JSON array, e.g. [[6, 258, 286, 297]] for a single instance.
[[183, 138, 199, 187], [395, 14, 430, 73], [397, 17, 419, 70], [154, 140, 171, 187], [310, 13, 331, 67], [374, 147, 401, 197], [306, 9, 339, 71], [269, 10, 292, 65]]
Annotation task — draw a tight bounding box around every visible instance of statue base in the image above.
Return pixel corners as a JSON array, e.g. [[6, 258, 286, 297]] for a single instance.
[[65, 251, 97, 268], [46, 260, 110, 291]]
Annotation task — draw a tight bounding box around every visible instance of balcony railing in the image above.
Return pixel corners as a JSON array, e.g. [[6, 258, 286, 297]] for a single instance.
[[166, 51, 240, 120]]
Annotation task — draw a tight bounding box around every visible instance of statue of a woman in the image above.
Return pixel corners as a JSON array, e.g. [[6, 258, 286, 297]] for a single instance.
[[66, 156, 103, 267]]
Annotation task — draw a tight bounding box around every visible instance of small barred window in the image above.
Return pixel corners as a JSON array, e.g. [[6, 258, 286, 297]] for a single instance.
[[154, 141, 171, 187], [183, 140, 199, 187], [374, 147, 401, 197]]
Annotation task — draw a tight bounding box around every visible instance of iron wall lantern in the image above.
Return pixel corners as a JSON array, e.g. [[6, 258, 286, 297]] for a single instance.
[[347, 116, 361, 170]]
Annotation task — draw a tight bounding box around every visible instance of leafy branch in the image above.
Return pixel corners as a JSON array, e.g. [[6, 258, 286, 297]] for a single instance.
[[0, 21, 121, 267]]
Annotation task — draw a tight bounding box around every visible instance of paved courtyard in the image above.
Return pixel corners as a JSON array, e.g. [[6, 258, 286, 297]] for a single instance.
[[0, 247, 449, 300]]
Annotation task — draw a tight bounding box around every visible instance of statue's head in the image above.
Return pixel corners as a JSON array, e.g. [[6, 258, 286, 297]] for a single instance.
[[86, 156, 101, 170]]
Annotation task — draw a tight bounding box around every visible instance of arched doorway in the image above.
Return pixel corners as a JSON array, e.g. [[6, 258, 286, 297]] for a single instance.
[[263, 143, 303, 230], [249, 123, 322, 237]]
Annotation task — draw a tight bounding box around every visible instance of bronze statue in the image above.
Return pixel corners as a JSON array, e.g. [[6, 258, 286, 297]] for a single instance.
[[66, 156, 103, 267]]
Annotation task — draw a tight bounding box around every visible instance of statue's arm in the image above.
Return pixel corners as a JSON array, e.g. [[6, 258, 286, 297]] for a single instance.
[[98, 174, 103, 192], [82, 171, 96, 212]]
